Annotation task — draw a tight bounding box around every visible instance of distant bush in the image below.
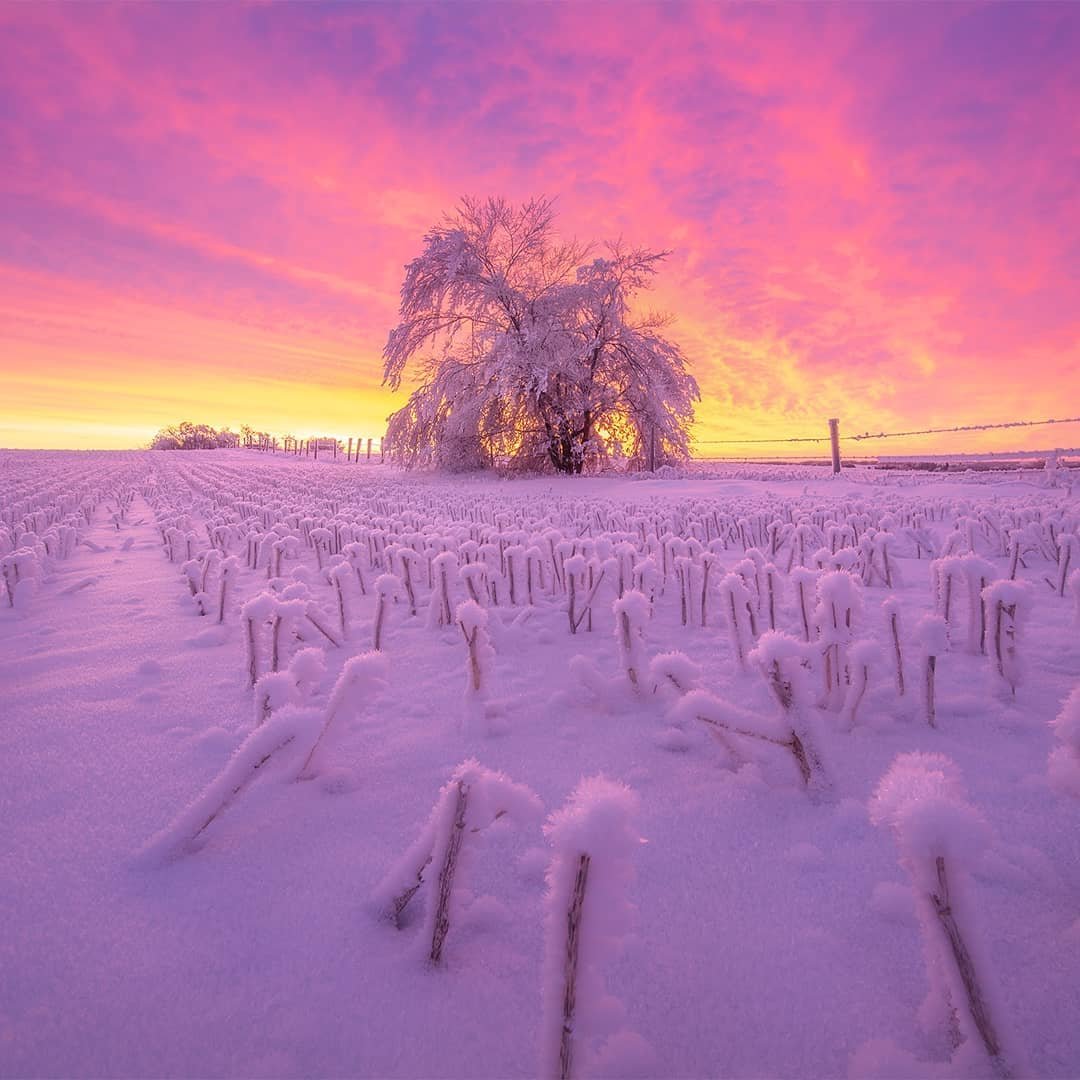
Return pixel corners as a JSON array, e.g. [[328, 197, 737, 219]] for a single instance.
[[149, 422, 241, 450]]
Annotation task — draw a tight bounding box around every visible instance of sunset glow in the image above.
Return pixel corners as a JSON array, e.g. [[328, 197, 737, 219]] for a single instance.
[[2, 2, 1077, 454]]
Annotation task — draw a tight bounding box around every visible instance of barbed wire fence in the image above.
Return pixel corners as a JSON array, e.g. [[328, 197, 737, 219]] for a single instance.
[[242, 415, 1080, 471], [690, 415, 1080, 471]]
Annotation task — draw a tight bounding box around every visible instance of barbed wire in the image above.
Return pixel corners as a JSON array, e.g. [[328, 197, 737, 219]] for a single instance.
[[693, 414, 1080, 446], [846, 415, 1080, 441], [692, 434, 830, 445]]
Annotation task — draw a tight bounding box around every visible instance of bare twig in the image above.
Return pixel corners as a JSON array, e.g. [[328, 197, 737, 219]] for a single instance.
[[929, 856, 1010, 1077]]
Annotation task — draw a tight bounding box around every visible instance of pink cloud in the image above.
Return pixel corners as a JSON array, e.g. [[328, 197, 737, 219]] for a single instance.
[[1, 2, 1076, 452]]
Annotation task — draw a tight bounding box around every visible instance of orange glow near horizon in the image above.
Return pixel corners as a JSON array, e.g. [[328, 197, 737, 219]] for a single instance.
[[1, 3, 1078, 456]]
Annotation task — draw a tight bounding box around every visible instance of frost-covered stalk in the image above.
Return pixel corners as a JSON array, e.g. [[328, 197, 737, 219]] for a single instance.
[[526, 545, 546, 605], [298, 652, 387, 777], [181, 559, 201, 597], [1, 548, 41, 611], [916, 615, 948, 728], [253, 671, 296, 727], [270, 539, 286, 579], [981, 580, 1031, 696], [373, 761, 541, 965], [842, 641, 878, 728], [700, 552, 716, 626], [631, 555, 660, 606], [373, 572, 402, 652], [674, 555, 691, 627], [457, 599, 493, 699], [428, 779, 469, 965], [1007, 535, 1021, 581], [288, 647, 326, 699], [505, 544, 524, 606], [673, 638, 825, 790], [1054, 533, 1079, 598], [566, 555, 606, 634], [931, 556, 961, 633], [310, 527, 330, 571], [614, 542, 636, 599], [428, 551, 457, 627], [870, 754, 1014, 1077], [541, 777, 642, 1080], [329, 563, 352, 637], [647, 651, 701, 698], [749, 631, 826, 789], [548, 536, 570, 593], [1047, 686, 1080, 798], [883, 597, 905, 696], [585, 561, 596, 632], [139, 707, 320, 861], [557, 852, 589, 1080], [814, 570, 862, 711], [304, 603, 341, 648], [957, 555, 994, 655], [612, 591, 649, 690], [461, 563, 488, 607], [270, 599, 305, 672], [399, 550, 419, 616], [199, 549, 221, 594], [165, 527, 182, 563], [1, 560, 14, 607], [791, 568, 817, 644], [217, 556, 239, 624], [794, 522, 814, 569], [733, 554, 763, 634], [763, 564, 779, 631], [565, 555, 585, 634], [876, 533, 895, 588], [241, 593, 276, 688], [718, 572, 754, 666], [342, 541, 368, 595]]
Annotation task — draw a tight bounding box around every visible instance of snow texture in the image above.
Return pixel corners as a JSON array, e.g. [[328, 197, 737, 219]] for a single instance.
[[3, 451, 1079, 1078]]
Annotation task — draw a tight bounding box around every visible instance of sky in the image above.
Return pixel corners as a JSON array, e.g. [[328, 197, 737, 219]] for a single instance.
[[1, 1, 1078, 455]]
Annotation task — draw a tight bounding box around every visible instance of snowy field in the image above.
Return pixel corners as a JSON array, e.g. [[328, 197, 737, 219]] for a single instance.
[[2, 449, 1079, 1079]]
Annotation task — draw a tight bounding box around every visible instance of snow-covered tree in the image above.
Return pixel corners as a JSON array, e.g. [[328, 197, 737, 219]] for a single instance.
[[382, 197, 700, 474]]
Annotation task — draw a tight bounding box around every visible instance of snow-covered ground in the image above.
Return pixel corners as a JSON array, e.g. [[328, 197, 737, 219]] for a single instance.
[[2, 449, 1078, 1079]]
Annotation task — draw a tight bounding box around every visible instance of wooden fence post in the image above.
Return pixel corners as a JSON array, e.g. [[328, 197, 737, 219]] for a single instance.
[[347, 437, 353, 463], [367, 438, 373, 462], [829, 418, 841, 474]]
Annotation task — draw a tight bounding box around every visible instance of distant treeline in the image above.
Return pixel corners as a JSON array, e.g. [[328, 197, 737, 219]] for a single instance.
[[149, 422, 344, 452], [149, 422, 242, 450]]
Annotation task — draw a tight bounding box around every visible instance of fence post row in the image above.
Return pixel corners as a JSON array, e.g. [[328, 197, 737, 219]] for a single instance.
[[228, 433, 388, 465]]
